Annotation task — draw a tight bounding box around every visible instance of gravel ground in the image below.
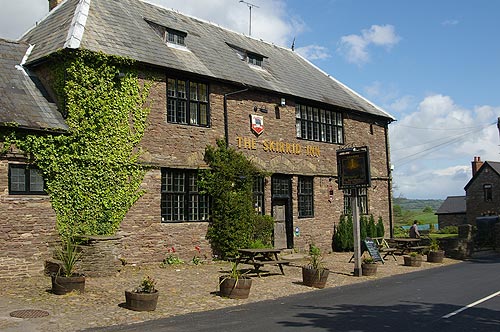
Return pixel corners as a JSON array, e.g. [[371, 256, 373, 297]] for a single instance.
[[0, 252, 460, 332]]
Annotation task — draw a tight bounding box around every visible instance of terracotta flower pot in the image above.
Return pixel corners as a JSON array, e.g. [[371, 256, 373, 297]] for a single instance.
[[51, 274, 85, 295], [125, 290, 159, 311], [361, 263, 377, 276], [219, 276, 252, 299], [427, 250, 445, 263], [302, 266, 329, 288]]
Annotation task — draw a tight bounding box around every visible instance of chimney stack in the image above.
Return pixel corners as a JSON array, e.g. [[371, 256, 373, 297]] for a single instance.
[[471, 156, 484, 176], [49, 0, 64, 11]]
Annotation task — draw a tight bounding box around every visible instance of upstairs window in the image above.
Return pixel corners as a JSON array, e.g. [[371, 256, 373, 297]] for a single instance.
[[248, 53, 263, 67], [483, 184, 493, 202], [8, 164, 46, 195], [167, 29, 186, 46], [167, 78, 209, 127], [296, 104, 344, 144]]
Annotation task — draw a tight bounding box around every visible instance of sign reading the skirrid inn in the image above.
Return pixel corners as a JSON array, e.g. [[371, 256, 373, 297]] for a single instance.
[[250, 114, 264, 136], [336, 146, 371, 190]]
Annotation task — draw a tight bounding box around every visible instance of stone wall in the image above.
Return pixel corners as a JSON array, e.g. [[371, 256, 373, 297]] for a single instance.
[[438, 213, 467, 228], [465, 165, 500, 224], [0, 159, 59, 278]]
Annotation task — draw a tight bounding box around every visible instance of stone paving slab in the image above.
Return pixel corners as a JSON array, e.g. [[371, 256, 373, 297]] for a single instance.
[[0, 252, 460, 332]]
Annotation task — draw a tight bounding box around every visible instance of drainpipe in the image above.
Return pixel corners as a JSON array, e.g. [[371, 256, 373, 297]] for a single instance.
[[223, 86, 249, 147], [384, 122, 394, 238]]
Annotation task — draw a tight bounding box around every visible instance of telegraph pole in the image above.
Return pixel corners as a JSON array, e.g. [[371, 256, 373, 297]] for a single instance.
[[239, 0, 259, 36]]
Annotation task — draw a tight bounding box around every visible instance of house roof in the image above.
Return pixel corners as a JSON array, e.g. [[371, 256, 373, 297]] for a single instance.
[[20, 0, 395, 122], [435, 196, 466, 215], [0, 38, 67, 131], [464, 161, 500, 191]]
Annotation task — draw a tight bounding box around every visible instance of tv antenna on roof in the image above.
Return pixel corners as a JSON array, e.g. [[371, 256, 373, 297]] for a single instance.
[[239, 0, 259, 36]]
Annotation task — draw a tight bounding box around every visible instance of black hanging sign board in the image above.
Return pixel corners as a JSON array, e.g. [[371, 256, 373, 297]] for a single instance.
[[362, 238, 383, 263]]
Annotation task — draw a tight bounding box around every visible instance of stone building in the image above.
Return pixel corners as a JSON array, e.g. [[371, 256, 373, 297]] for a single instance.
[[464, 157, 500, 225], [435, 196, 466, 228], [0, 0, 395, 277]]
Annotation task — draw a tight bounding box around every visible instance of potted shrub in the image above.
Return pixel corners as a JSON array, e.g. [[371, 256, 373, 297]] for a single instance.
[[427, 238, 445, 263], [51, 238, 85, 295], [219, 261, 252, 299], [361, 256, 377, 276], [125, 275, 159, 311], [403, 251, 423, 267], [302, 244, 329, 288]]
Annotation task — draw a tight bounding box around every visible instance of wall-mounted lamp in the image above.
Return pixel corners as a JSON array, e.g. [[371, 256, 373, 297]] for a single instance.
[[280, 98, 286, 106], [253, 105, 268, 113]]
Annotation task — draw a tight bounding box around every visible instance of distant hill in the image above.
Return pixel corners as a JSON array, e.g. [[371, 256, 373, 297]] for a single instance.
[[393, 197, 443, 212]]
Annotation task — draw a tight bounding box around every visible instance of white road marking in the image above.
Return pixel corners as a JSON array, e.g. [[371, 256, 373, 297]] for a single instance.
[[442, 290, 500, 319]]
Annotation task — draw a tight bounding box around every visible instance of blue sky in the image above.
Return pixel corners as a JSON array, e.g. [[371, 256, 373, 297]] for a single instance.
[[1, 0, 499, 200]]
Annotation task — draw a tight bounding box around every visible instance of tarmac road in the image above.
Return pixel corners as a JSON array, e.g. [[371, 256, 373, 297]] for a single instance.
[[86, 251, 500, 332]]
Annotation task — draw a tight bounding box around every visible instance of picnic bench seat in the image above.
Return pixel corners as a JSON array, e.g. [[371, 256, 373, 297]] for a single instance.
[[372, 237, 397, 261], [408, 246, 429, 254], [378, 247, 398, 261]]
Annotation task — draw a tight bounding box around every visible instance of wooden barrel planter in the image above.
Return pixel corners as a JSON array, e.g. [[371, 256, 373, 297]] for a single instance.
[[219, 276, 252, 299], [302, 266, 329, 289], [427, 250, 445, 263], [361, 263, 377, 276], [51, 274, 85, 295], [125, 290, 159, 311], [403, 255, 422, 267]]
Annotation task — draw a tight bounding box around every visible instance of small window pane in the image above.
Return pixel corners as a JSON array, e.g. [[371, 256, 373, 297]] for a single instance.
[[11, 167, 25, 192], [190, 82, 198, 101], [30, 169, 44, 192]]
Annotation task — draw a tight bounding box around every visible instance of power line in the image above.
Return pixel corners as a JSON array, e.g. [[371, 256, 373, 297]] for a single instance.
[[393, 122, 495, 167]]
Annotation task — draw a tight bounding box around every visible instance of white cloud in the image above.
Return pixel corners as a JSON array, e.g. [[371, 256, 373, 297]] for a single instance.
[[390, 94, 500, 199], [295, 45, 330, 60], [442, 19, 459, 26], [338, 24, 401, 65]]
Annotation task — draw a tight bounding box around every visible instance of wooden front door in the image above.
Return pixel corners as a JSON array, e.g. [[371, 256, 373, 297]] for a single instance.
[[273, 200, 287, 249]]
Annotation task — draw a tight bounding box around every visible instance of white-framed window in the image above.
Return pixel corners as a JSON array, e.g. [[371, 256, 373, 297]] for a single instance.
[[8, 164, 45, 195]]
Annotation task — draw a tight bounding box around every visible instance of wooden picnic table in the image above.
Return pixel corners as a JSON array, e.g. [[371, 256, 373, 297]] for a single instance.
[[392, 238, 428, 255], [371, 237, 397, 261], [237, 248, 290, 276]]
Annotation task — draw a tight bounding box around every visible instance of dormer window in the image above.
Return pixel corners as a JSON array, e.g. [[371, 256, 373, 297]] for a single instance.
[[248, 53, 263, 67], [167, 29, 186, 46], [146, 19, 187, 48]]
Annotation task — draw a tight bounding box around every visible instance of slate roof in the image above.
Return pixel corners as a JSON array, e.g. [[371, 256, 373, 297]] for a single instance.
[[464, 161, 500, 191], [20, 0, 395, 121], [0, 38, 67, 131], [435, 196, 466, 215]]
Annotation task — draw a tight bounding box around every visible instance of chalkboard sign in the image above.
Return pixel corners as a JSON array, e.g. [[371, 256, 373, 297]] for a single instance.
[[362, 238, 383, 263]]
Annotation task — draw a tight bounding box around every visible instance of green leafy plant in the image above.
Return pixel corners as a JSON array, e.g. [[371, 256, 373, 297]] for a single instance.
[[1, 50, 153, 239], [429, 238, 440, 251], [191, 246, 205, 265], [134, 275, 156, 293], [199, 140, 268, 258], [307, 243, 325, 271], [161, 247, 184, 266], [55, 238, 82, 277], [409, 251, 419, 257], [362, 256, 375, 264]]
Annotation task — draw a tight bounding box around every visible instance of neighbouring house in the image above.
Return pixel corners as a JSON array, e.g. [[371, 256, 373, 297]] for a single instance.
[[435, 196, 466, 228], [0, 0, 396, 277], [464, 156, 500, 225]]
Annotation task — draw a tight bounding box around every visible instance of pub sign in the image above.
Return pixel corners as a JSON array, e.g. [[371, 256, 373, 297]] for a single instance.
[[250, 114, 264, 136], [336, 146, 371, 190]]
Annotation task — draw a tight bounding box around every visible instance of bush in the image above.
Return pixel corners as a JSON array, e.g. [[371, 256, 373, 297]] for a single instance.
[[438, 226, 458, 234], [333, 214, 385, 251]]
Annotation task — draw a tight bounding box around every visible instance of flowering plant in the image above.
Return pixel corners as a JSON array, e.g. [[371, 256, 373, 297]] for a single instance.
[[161, 246, 184, 266], [191, 246, 206, 265], [134, 275, 156, 293]]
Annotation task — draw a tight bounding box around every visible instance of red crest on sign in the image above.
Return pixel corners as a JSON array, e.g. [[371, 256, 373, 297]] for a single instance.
[[251, 114, 264, 136]]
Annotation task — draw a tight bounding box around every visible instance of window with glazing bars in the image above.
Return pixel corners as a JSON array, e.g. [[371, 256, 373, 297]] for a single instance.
[[253, 177, 265, 215], [161, 169, 210, 222], [298, 176, 314, 218], [167, 78, 209, 127], [295, 104, 343, 144], [343, 188, 368, 215], [248, 53, 263, 67], [8, 164, 45, 195]]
